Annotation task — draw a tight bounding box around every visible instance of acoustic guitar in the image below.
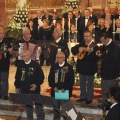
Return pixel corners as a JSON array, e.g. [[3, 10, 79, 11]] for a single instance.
[[77, 42, 96, 60]]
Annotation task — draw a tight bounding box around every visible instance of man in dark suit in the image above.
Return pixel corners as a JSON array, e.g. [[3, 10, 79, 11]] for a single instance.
[[114, 6, 120, 19], [96, 33, 120, 102], [42, 9, 53, 25], [71, 30, 99, 104], [0, 27, 13, 100], [101, 7, 114, 20], [33, 10, 44, 40], [49, 29, 69, 66], [87, 7, 98, 25], [79, 9, 92, 40]]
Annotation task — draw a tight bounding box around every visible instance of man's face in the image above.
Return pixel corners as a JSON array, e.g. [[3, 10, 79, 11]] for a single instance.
[[84, 32, 92, 44], [116, 21, 120, 27], [23, 31, 31, 40], [37, 11, 42, 17], [21, 52, 30, 62], [74, 10, 79, 17], [56, 54, 65, 64], [84, 10, 90, 18], [68, 12, 73, 19], [100, 37, 108, 45], [53, 32, 60, 40]]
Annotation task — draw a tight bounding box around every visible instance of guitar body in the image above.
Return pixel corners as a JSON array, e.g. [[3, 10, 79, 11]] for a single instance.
[[77, 47, 86, 60]]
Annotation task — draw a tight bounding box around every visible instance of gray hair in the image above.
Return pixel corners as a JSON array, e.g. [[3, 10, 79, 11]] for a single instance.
[[54, 28, 62, 36], [22, 27, 30, 34], [105, 19, 112, 26]]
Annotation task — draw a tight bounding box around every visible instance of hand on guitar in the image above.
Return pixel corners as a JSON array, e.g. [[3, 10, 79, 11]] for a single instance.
[[8, 48, 13, 54], [86, 46, 92, 53]]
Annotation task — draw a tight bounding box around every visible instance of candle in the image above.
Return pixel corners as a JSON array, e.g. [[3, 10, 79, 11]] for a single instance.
[[113, 19, 115, 32], [68, 18, 70, 30], [75, 18, 78, 31], [62, 18, 64, 31]]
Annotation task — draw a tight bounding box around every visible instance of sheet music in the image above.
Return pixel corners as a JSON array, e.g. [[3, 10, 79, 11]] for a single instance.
[[66, 108, 77, 120], [116, 28, 120, 34]]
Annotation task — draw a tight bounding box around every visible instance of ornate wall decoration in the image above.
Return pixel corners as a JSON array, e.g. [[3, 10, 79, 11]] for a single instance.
[[5, 0, 66, 10], [92, 0, 102, 9]]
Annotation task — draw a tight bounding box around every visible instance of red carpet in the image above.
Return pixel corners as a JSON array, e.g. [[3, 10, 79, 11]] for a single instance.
[[45, 87, 102, 99]]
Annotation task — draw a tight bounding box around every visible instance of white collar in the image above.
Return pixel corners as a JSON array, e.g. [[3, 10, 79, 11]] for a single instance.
[[110, 103, 118, 108], [25, 59, 31, 64], [56, 37, 61, 43], [59, 61, 65, 67], [106, 39, 112, 46], [86, 40, 92, 46]]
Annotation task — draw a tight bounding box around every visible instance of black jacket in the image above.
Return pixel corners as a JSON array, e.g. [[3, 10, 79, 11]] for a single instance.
[[14, 60, 44, 94], [0, 37, 12, 71], [101, 41, 120, 80], [71, 41, 99, 75], [48, 62, 74, 98], [105, 103, 120, 120]]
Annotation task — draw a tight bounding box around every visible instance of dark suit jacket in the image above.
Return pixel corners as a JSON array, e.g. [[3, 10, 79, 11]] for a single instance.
[[105, 103, 120, 120], [71, 41, 99, 75], [90, 14, 98, 25], [48, 62, 74, 98], [49, 39, 69, 66], [114, 14, 120, 19], [101, 41, 120, 80]]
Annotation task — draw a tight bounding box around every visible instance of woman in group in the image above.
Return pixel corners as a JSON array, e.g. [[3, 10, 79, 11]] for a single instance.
[[26, 19, 38, 40], [66, 23, 80, 43], [38, 19, 53, 41], [54, 21, 67, 41], [84, 20, 99, 43]]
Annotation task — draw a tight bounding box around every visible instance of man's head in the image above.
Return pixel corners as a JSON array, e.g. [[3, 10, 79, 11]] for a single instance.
[[99, 33, 110, 45], [22, 27, 31, 40], [117, 6, 120, 14], [21, 50, 31, 62], [74, 9, 80, 18], [0, 27, 4, 40], [56, 52, 65, 64], [104, 7, 110, 14], [53, 29, 62, 40], [87, 7, 93, 15], [68, 11, 73, 19], [115, 19, 120, 27], [36, 10, 43, 18], [43, 9, 49, 16], [84, 30, 92, 44], [84, 9, 90, 18]]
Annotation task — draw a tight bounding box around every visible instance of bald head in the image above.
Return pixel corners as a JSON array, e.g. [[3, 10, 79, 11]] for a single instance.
[[22, 50, 31, 62], [56, 52, 65, 64]]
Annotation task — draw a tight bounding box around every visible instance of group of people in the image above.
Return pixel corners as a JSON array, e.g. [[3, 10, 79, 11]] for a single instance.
[[0, 6, 120, 120]]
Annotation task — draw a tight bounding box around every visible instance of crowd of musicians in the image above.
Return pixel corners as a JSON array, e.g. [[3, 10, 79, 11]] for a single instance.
[[0, 6, 120, 120]]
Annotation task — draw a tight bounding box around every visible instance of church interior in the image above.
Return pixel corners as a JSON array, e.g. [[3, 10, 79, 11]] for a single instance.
[[0, 0, 120, 120]]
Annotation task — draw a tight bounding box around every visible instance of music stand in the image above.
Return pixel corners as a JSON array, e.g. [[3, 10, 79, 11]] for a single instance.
[[9, 93, 33, 120], [61, 101, 83, 120], [30, 94, 43, 104], [9, 93, 33, 106], [40, 95, 57, 107]]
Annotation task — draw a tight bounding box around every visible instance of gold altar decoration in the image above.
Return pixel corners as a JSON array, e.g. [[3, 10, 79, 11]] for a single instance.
[[5, 0, 66, 10]]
